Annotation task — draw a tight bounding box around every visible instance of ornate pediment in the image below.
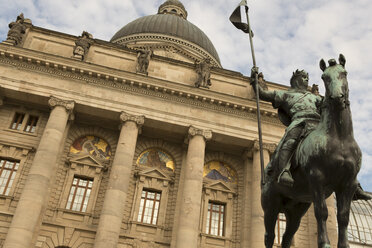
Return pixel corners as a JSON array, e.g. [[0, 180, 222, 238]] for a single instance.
[[204, 181, 235, 194], [68, 154, 107, 173], [138, 167, 171, 181]]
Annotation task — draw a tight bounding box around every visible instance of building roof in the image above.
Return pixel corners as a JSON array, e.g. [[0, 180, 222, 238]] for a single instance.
[[110, 0, 221, 65]]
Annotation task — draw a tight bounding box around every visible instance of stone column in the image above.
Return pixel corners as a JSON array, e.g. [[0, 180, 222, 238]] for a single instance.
[[94, 112, 144, 248], [175, 126, 212, 248], [250, 140, 275, 248], [4, 96, 74, 248]]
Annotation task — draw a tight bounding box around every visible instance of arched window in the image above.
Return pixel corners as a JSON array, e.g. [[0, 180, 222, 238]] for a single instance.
[[70, 135, 111, 160], [136, 148, 175, 171], [203, 161, 237, 184]]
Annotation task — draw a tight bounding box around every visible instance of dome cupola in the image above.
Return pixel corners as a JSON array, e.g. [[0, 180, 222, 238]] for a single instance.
[[158, 0, 188, 19], [110, 0, 221, 67]]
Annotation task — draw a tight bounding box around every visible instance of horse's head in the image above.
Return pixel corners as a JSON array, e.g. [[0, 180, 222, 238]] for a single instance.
[[320, 54, 350, 109]]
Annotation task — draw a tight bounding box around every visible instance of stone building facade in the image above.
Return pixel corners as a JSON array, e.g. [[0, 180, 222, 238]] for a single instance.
[[1, 0, 370, 247]]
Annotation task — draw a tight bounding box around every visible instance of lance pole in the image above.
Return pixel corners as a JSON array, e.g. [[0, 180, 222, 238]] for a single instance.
[[244, 6, 266, 186]]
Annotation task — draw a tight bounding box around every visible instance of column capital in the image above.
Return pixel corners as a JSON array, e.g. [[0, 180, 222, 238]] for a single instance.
[[187, 126, 212, 142], [253, 139, 277, 154], [48, 96, 75, 113], [119, 112, 145, 127]]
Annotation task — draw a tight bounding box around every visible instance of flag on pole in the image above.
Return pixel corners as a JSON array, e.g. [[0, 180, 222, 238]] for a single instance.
[[229, 0, 253, 36]]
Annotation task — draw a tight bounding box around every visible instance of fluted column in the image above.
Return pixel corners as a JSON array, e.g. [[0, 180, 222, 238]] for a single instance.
[[94, 112, 144, 248], [250, 140, 275, 248], [4, 96, 74, 248], [175, 126, 212, 248]]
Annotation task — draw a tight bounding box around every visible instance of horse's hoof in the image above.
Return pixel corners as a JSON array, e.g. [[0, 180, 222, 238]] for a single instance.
[[322, 244, 331, 248]]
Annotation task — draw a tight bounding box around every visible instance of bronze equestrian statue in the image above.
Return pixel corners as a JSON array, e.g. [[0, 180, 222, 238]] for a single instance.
[[251, 54, 371, 248]]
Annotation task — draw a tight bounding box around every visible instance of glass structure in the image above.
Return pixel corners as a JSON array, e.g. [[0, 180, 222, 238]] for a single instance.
[[348, 199, 372, 245]]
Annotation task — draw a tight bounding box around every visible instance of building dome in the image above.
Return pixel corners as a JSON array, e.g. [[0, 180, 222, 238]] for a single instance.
[[110, 0, 221, 67]]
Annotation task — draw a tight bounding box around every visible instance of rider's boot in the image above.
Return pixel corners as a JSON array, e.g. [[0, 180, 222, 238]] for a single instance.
[[353, 183, 372, 201], [277, 140, 296, 187]]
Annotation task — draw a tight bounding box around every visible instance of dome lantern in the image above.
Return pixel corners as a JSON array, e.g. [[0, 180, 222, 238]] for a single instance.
[[158, 0, 188, 20]]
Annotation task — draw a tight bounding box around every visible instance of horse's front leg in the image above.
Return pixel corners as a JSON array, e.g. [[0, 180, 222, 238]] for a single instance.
[[336, 182, 357, 248], [310, 179, 331, 248]]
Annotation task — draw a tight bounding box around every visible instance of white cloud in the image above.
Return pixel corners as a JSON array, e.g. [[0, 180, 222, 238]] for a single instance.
[[1, 0, 372, 190]]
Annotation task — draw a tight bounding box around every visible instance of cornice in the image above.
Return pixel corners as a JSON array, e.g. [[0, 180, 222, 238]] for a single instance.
[[0, 47, 282, 126], [113, 33, 221, 68]]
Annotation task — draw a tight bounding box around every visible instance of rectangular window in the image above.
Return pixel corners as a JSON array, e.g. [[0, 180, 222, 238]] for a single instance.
[[137, 189, 161, 225], [206, 202, 225, 236], [275, 213, 286, 244], [10, 113, 25, 131], [24, 115, 38, 133], [0, 159, 19, 195], [66, 176, 93, 212]]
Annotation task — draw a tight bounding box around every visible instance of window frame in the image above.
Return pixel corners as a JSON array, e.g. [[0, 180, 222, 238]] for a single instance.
[[206, 201, 226, 237], [130, 168, 171, 232], [0, 158, 20, 196], [65, 176, 94, 213], [275, 213, 286, 245], [8, 110, 40, 135], [23, 115, 39, 133], [0, 146, 31, 208], [137, 188, 161, 225], [10, 112, 25, 131]]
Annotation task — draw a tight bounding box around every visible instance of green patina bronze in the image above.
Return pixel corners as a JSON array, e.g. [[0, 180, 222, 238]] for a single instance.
[[252, 54, 371, 248]]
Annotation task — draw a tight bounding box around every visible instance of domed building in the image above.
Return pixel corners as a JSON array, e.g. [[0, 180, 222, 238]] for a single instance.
[[110, 0, 221, 67], [0, 1, 370, 248]]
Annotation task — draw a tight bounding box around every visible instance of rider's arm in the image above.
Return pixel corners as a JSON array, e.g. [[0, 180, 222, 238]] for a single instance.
[[250, 68, 276, 103]]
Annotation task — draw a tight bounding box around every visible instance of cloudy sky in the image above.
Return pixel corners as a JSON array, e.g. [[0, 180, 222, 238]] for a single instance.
[[1, 0, 372, 191]]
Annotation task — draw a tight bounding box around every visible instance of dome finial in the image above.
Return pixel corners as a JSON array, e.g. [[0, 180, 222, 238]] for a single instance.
[[158, 0, 188, 19]]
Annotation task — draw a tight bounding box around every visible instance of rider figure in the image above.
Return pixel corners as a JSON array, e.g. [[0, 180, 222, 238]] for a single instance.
[[251, 67, 371, 200]]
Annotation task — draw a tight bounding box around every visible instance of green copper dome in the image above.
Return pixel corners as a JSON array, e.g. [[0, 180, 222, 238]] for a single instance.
[[110, 0, 221, 66]]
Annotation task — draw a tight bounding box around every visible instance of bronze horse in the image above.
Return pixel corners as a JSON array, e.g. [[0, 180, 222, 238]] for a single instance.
[[261, 54, 361, 248]]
